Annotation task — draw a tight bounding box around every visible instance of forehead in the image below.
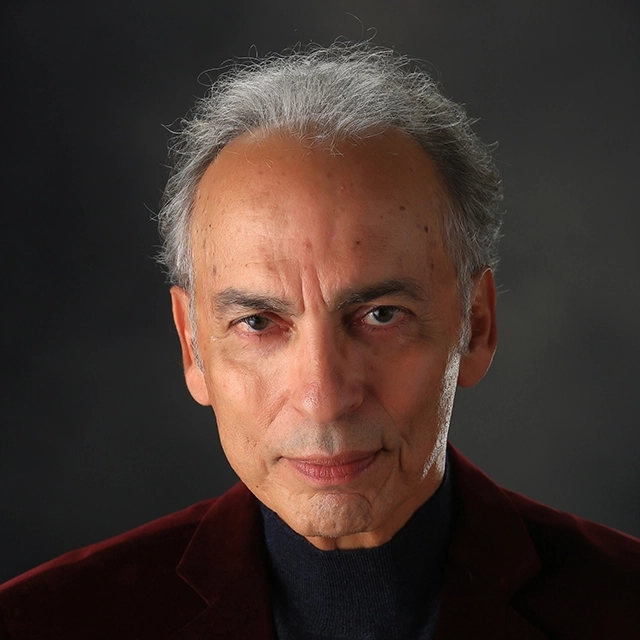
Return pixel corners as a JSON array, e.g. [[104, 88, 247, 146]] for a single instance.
[[190, 129, 454, 295]]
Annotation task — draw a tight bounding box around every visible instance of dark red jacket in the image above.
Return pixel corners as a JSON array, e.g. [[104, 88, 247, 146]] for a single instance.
[[1, 445, 638, 639]]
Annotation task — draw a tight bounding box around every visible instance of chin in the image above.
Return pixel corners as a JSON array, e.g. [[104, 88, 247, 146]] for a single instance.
[[283, 492, 375, 540]]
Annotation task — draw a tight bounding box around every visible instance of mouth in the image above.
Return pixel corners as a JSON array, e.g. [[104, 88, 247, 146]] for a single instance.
[[286, 451, 379, 486]]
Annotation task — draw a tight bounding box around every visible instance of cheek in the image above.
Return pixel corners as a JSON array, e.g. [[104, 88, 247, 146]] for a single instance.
[[370, 346, 450, 424], [205, 339, 277, 406], [369, 345, 459, 477], [203, 347, 287, 470]]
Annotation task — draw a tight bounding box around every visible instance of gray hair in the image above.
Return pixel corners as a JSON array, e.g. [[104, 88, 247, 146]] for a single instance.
[[157, 41, 503, 324]]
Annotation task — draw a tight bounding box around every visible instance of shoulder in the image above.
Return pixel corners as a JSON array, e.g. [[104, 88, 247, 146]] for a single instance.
[[505, 488, 640, 630], [506, 486, 640, 571], [0, 497, 218, 638], [446, 444, 640, 638], [449, 444, 639, 577], [1, 497, 215, 591]]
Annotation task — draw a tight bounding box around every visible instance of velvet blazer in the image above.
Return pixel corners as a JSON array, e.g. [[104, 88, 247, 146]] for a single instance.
[[1, 445, 638, 639]]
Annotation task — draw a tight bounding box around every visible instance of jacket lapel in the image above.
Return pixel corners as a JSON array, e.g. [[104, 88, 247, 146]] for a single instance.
[[172, 482, 276, 639], [435, 445, 549, 639]]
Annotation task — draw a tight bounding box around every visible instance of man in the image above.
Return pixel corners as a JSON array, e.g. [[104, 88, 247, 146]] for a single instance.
[[1, 42, 638, 639]]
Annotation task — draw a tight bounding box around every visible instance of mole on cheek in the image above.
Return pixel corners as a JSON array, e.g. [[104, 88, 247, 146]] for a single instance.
[[424, 225, 429, 234]]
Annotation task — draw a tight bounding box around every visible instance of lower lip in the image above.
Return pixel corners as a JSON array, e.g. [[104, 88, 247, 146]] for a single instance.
[[287, 453, 378, 486]]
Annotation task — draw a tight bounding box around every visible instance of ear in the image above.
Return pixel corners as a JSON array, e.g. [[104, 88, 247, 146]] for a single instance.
[[170, 286, 211, 406], [457, 268, 498, 388]]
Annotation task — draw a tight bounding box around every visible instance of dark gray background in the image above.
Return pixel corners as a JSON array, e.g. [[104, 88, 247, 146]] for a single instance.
[[2, 0, 639, 583]]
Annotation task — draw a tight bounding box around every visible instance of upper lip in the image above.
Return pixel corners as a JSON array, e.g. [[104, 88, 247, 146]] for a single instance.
[[286, 451, 378, 466]]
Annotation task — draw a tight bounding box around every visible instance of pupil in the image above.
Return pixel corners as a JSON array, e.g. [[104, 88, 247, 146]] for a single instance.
[[375, 307, 394, 322], [248, 315, 268, 330]]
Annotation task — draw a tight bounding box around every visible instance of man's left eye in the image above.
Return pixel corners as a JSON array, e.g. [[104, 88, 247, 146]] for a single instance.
[[237, 314, 273, 331], [362, 306, 403, 326]]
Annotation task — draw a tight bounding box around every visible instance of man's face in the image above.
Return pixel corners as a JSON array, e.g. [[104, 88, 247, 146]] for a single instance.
[[172, 129, 496, 549]]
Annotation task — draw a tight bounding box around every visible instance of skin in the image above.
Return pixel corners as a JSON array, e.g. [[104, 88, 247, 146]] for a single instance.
[[171, 129, 497, 550]]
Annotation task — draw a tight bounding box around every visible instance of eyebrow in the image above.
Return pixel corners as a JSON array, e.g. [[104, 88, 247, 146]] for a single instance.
[[213, 289, 294, 316], [213, 278, 428, 317], [336, 278, 428, 309]]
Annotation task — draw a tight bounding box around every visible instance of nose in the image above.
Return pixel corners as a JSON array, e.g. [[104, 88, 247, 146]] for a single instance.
[[289, 325, 364, 423]]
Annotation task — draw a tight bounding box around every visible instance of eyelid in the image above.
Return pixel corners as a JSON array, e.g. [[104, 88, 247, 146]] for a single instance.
[[230, 311, 294, 337], [358, 304, 410, 326], [230, 313, 273, 330], [230, 305, 410, 334]]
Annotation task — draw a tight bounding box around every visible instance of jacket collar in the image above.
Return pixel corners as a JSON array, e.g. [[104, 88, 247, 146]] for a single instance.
[[173, 482, 275, 638], [435, 444, 548, 639]]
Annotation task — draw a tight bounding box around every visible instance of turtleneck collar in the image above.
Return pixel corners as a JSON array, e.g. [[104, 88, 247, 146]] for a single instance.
[[260, 462, 453, 640]]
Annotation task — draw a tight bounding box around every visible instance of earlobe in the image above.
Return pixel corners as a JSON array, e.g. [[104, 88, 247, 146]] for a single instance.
[[170, 286, 211, 406], [457, 268, 498, 388]]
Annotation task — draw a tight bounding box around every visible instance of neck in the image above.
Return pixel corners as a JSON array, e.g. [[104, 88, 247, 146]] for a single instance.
[[260, 460, 453, 639]]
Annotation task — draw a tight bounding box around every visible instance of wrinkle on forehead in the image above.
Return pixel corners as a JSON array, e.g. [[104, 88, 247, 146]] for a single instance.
[[190, 129, 456, 306]]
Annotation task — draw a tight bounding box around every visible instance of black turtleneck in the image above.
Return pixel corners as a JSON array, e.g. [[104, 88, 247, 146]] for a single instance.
[[260, 464, 452, 640]]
